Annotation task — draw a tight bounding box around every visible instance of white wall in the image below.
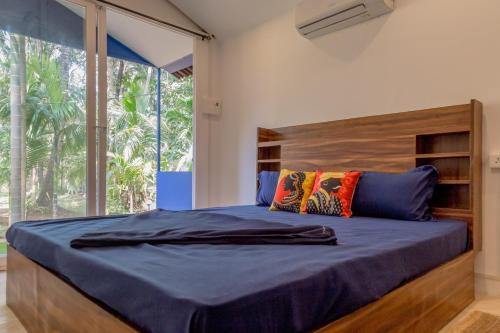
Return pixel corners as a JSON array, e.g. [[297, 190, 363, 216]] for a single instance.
[[193, 39, 220, 209], [208, 0, 500, 291]]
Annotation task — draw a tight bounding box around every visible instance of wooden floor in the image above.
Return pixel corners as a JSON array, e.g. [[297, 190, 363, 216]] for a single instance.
[[0, 270, 498, 333], [0, 272, 26, 333], [441, 296, 500, 332]]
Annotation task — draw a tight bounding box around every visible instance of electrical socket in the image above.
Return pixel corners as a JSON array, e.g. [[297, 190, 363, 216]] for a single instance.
[[201, 97, 222, 115], [490, 154, 500, 169]]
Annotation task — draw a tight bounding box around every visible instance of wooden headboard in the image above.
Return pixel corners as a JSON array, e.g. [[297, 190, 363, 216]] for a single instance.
[[257, 100, 483, 251]]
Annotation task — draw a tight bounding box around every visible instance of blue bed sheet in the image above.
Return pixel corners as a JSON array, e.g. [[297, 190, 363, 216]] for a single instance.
[[6, 205, 468, 333]]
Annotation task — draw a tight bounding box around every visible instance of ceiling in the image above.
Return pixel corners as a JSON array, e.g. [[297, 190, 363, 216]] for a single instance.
[[106, 8, 193, 68], [170, 0, 302, 40], [60, 0, 193, 68]]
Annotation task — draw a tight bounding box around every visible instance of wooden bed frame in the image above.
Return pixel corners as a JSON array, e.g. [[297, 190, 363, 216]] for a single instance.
[[8, 100, 482, 333]]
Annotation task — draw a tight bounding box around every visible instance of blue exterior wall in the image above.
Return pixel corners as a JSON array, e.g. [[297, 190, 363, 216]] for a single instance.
[[0, 0, 153, 66], [156, 172, 192, 210]]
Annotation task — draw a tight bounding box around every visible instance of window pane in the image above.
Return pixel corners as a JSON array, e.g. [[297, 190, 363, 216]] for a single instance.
[[0, 0, 88, 255], [105, 8, 193, 214], [106, 58, 157, 214]]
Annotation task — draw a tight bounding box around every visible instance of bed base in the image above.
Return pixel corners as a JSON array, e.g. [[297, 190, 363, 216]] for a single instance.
[[7, 246, 474, 333], [316, 250, 475, 332], [6, 247, 137, 333]]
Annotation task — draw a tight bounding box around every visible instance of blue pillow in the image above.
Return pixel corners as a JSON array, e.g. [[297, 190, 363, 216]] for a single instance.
[[352, 165, 439, 221], [256, 171, 280, 206]]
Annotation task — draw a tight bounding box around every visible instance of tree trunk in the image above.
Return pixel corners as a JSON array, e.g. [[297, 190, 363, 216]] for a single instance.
[[37, 164, 44, 195], [144, 67, 153, 105], [59, 47, 70, 91], [128, 190, 134, 213], [37, 132, 60, 209], [144, 67, 152, 92], [115, 60, 124, 99], [20, 37, 27, 220], [9, 34, 26, 224]]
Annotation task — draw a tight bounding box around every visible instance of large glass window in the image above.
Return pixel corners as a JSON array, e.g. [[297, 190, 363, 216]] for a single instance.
[[0, 0, 195, 256], [106, 59, 158, 214], [104, 8, 193, 214], [0, 0, 90, 256], [105, 63, 193, 215]]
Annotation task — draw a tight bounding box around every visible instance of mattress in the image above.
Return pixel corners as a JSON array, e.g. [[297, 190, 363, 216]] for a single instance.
[[6, 205, 468, 333]]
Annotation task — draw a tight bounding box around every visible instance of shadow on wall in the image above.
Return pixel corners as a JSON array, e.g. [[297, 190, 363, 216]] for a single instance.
[[476, 102, 500, 275], [310, 14, 389, 62], [308, 0, 418, 62]]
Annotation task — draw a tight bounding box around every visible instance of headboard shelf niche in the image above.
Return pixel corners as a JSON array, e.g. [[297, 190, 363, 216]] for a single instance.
[[257, 100, 483, 251], [256, 131, 284, 174]]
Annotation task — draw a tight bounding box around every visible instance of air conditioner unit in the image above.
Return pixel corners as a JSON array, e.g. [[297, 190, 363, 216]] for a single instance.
[[295, 0, 395, 39]]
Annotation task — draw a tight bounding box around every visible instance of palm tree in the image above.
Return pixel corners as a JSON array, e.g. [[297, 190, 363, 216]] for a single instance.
[[0, 33, 194, 217], [107, 69, 157, 213], [160, 76, 193, 172], [8, 34, 26, 224], [27, 52, 86, 213]]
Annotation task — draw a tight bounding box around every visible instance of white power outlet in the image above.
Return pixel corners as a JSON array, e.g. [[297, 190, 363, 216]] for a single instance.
[[201, 97, 222, 116], [490, 154, 500, 169]]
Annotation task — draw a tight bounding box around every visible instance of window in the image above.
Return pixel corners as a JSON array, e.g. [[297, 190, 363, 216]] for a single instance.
[[0, 0, 194, 258]]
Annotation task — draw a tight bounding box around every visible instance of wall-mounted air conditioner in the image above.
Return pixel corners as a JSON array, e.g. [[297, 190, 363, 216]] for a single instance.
[[295, 0, 395, 39]]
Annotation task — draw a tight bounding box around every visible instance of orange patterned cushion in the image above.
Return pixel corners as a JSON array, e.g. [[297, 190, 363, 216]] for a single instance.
[[270, 169, 316, 214], [306, 171, 361, 217]]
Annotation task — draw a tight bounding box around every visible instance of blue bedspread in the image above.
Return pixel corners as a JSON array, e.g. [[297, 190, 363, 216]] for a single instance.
[[6, 205, 468, 333], [70, 210, 337, 248]]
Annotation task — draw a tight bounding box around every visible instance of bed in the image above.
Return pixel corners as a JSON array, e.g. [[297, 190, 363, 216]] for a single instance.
[[6, 100, 482, 333], [6, 205, 468, 332]]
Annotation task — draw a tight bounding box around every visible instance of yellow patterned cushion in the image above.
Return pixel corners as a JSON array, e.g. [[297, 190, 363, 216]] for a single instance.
[[270, 169, 316, 214]]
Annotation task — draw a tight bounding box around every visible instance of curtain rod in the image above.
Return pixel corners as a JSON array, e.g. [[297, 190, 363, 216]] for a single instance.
[[96, 0, 212, 40]]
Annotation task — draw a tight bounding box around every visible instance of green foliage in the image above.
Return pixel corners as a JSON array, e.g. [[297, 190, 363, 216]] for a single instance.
[[107, 64, 157, 213], [105, 62, 193, 213], [0, 239, 6, 255], [160, 75, 193, 172], [0, 31, 193, 218], [26, 51, 87, 193]]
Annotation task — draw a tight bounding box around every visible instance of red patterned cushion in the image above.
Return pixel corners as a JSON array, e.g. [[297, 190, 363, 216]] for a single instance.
[[306, 171, 361, 217]]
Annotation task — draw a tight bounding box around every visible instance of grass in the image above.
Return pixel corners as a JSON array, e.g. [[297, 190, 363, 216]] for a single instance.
[[0, 193, 86, 258], [0, 194, 85, 259], [0, 240, 6, 256], [58, 194, 86, 216]]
